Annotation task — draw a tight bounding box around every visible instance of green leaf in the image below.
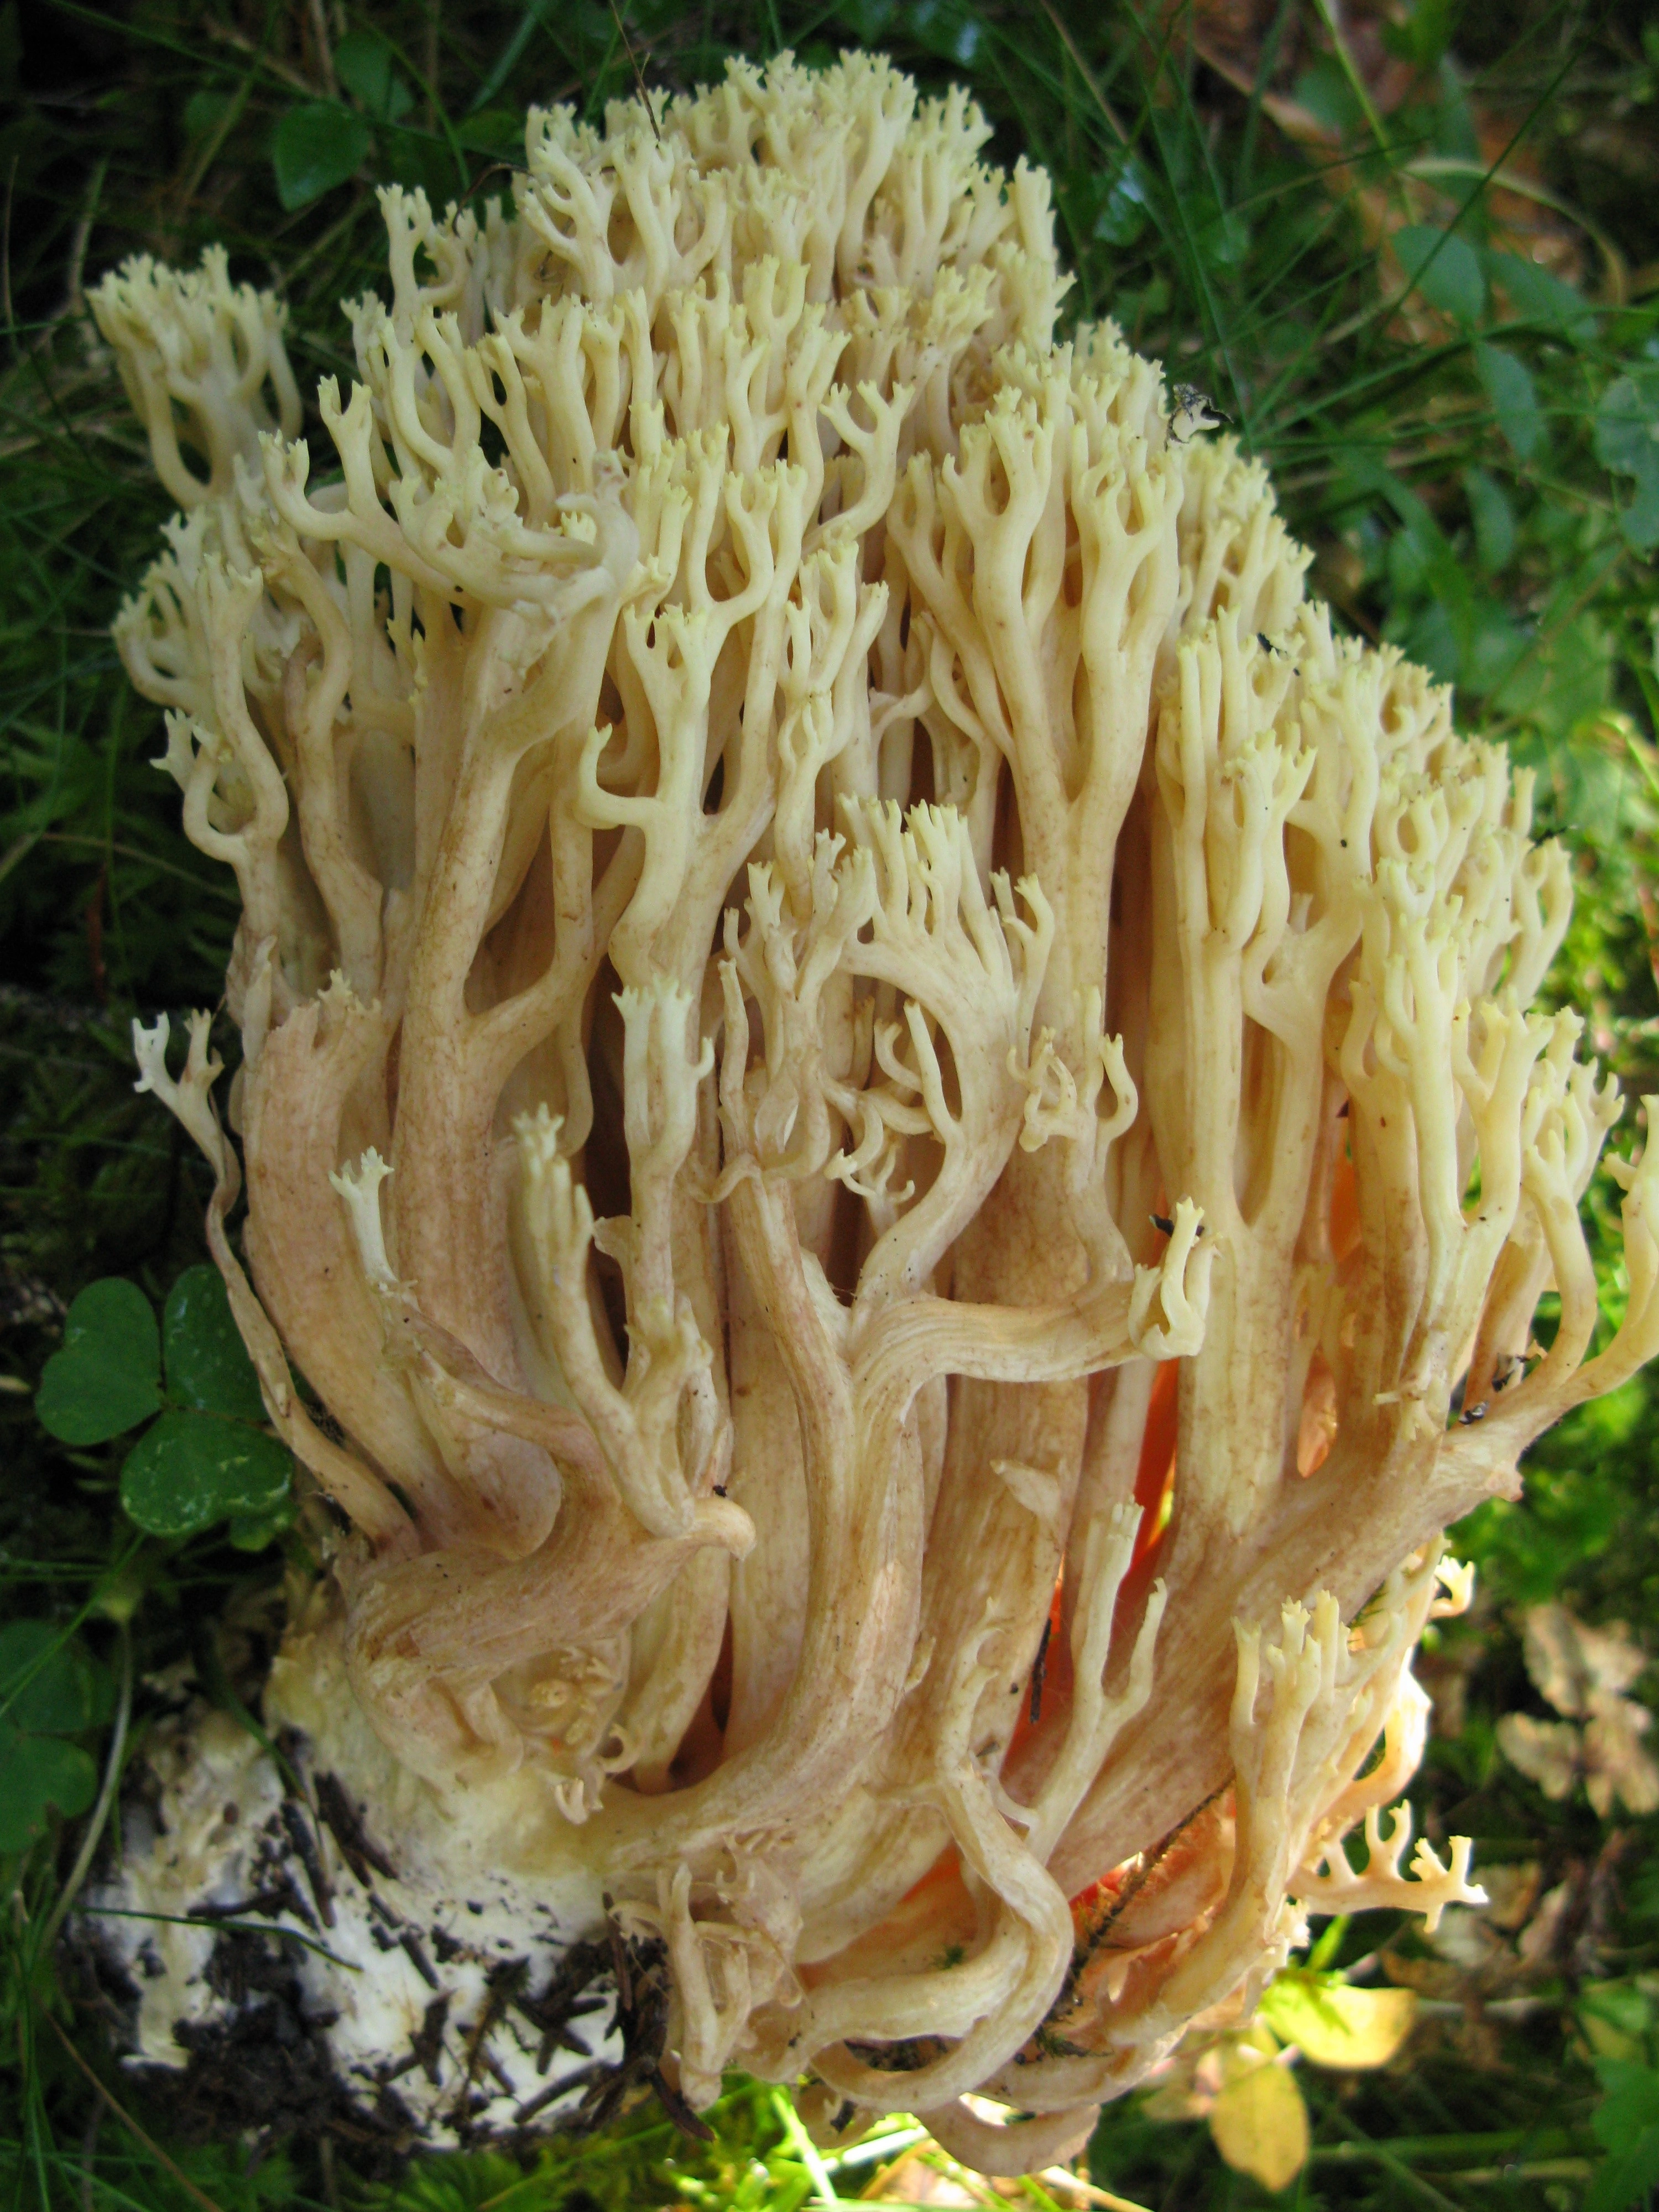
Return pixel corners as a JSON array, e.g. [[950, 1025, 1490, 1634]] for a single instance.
[[0, 1725, 97, 1853], [458, 108, 525, 160], [1291, 58, 1365, 137], [0, 1621, 108, 1735], [121, 1413, 293, 1539], [334, 29, 413, 123], [182, 89, 232, 140], [272, 103, 372, 212], [227, 1499, 299, 1552], [1380, 0, 1462, 70], [1464, 465, 1516, 571], [1488, 251, 1599, 341], [1477, 342, 1542, 461], [35, 1279, 161, 1446], [1595, 373, 1659, 550], [1431, 56, 1480, 161], [1593, 372, 1659, 476], [1460, 602, 1530, 696], [1495, 610, 1615, 749], [1588, 2126, 1659, 2212], [1594, 2060, 1659, 2154], [1589, 2067, 1659, 2212], [164, 1265, 266, 1422], [1260, 1975, 1417, 2068], [1395, 225, 1485, 322]]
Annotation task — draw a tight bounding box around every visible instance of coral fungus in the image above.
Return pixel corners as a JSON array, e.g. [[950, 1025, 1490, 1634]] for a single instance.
[[90, 50, 1659, 2171]]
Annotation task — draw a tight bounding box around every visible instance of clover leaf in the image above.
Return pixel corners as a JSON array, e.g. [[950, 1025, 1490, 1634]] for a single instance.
[[35, 1279, 160, 1445], [164, 1265, 268, 1421], [272, 102, 372, 211], [0, 1621, 111, 1854], [34, 1267, 294, 1545], [120, 1412, 293, 1539]]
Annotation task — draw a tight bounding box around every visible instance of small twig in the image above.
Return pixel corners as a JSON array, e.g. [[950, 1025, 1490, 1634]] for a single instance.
[[1034, 0, 1128, 147], [607, 0, 659, 140], [46, 2019, 226, 2212], [201, 19, 317, 97], [315, 1770, 397, 1885], [40, 155, 108, 351], [306, 0, 338, 97], [280, 1797, 336, 1927], [651, 2065, 713, 2144]]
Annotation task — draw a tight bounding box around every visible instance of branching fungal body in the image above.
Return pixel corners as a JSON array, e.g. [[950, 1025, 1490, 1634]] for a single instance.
[[90, 53, 1659, 2169]]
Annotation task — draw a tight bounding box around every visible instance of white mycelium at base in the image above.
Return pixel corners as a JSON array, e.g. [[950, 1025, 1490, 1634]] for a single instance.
[[95, 1666, 623, 2138]]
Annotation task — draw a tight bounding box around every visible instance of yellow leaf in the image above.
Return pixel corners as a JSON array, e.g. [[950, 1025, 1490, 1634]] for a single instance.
[[1261, 1978, 1418, 2069], [1208, 2062, 1310, 2193]]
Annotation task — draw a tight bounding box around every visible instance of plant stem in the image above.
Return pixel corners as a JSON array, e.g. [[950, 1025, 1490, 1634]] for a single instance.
[[40, 1621, 131, 1955]]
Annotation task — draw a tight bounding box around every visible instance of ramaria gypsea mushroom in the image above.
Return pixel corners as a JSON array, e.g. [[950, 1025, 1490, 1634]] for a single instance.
[[88, 51, 1659, 2172]]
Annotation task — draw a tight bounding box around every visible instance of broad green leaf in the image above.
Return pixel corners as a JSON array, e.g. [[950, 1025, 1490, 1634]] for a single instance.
[[1583, 1984, 1657, 2049], [1400, 600, 1460, 685], [1464, 465, 1516, 572], [182, 89, 232, 140], [1589, 2070, 1659, 2212], [121, 1412, 293, 1539], [1587, 2126, 1659, 2212], [1395, 225, 1484, 322], [1495, 610, 1615, 750], [1208, 2061, 1309, 2192], [1291, 58, 1365, 137], [164, 1264, 266, 1422], [272, 103, 372, 211], [334, 29, 411, 122], [1595, 371, 1659, 475], [1477, 343, 1542, 461], [0, 1621, 109, 1735], [1432, 55, 1480, 161], [1488, 250, 1599, 340], [35, 1278, 161, 1446], [1261, 1977, 1417, 2069], [1462, 602, 1530, 696], [1595, 374, 1659, 550], [0, 1725, 97, 1853], [1594, 2060, 1659, 2153]]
